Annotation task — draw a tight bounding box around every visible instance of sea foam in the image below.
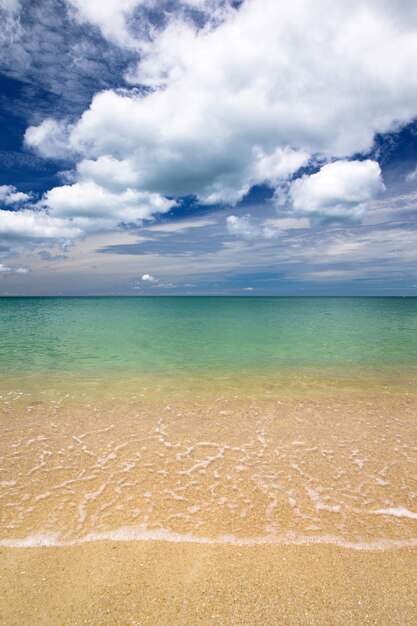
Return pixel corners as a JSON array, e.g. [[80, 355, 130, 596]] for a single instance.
[[1, 526, 417, 551]]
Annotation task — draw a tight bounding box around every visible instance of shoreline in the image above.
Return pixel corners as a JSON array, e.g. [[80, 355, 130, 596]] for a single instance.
[[2, 529, 417, 551], [1, 365, 417, 410], [2, 386, 416, 549], [2, 366, 417, 623], [1, 540, 416, 625]]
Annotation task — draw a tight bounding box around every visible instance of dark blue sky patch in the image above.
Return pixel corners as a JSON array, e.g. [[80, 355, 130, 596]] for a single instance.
[[369, 119, 417, 186]]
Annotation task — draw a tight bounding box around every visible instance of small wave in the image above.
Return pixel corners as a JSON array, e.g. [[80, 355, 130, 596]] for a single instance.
[[372, 507, 417, 520], [1, 526, 417, 551]]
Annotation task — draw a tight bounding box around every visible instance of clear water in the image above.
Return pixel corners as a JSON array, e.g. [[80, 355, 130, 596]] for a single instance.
[[0, 296, 416, 374], [1, 296, 417, 548]]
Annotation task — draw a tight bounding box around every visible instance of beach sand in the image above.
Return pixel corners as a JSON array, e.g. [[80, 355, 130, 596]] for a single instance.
[[1, 373, 417, 624], [1, 541, 416, 625]]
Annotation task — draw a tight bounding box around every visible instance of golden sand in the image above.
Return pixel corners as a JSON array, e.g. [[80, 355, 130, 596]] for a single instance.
[[1, 541, 416, 625], [1, 372, 417, 623]]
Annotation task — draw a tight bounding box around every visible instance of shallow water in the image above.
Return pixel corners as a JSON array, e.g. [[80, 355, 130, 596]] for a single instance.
[[0, 372, 416, 549], [1, 297, 417, 374], [1, 297, 416, 549]]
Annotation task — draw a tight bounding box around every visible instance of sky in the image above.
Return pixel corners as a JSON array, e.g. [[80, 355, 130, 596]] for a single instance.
[[0, 0, 417, 295]]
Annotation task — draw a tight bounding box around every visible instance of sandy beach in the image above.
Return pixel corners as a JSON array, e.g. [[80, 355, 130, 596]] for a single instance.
[[2, 0, 417, 616], [1, 371, 417, 624], [1, 541, 416, 625]]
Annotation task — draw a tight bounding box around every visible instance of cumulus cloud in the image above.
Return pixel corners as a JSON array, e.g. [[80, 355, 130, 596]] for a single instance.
[[25, 0, 417, 216], [7, 0, 417, 265], [67, 0, 235, 49], [67, 0, 143, 48], [25, 119, 73, 160], [0, 185, 31, 206], [41, 91, 308, 205], [42, 180, 175, 224], [289, 160, 385, 223], [0, 181, 175, 259], [0, 208, 82, 242], [141, 273, 156, 281], [226, 215, 280, 240]]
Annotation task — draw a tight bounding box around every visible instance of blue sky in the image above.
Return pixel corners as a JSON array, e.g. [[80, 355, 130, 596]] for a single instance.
[[0, 0, 417, 295]]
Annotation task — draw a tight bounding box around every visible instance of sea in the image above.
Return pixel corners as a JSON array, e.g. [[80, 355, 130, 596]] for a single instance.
[[1, 297, 416, 549]]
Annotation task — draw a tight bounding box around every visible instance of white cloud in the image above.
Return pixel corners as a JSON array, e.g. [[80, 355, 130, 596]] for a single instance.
[[0, 263, 29, 275], [252, 147, 310, 188], [25, 119, 72, 160], [43, 180, 175, 224], [7, 0, 417, 270], [26, 0, 417, 212], [226, 215, 280, 240], [0, 181, 175, 259], [6, 201, 417, 294], [0, 208, 82, 242], [141, 273, 156, 281], [67, 0, 142, 48], [300, 269, 364, 281], [289, 160, 385, 222], [0, 185, 31, 206], [56, 90, 307, 205], [0, 0, 22, 52], [146, 217, 216, 233], [66, 0, 235, 49], [0, 0, 20, 12]]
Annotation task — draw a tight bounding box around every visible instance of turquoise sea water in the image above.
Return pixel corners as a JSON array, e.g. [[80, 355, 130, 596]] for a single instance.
[[0, 297, 417, 375]]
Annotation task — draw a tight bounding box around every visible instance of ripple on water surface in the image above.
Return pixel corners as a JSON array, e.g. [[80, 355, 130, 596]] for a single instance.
[[1, 374, 417, 550]]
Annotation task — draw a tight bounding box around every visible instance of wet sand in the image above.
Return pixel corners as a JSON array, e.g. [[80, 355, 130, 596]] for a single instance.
[[2, 375, 417, 546], [1, 371, 417, 623], [1, 541, 416, 625]]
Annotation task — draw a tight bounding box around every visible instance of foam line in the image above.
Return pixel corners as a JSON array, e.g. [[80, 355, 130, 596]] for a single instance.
[[372, 507, 417, 520], [1, 527, 417, 551]]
